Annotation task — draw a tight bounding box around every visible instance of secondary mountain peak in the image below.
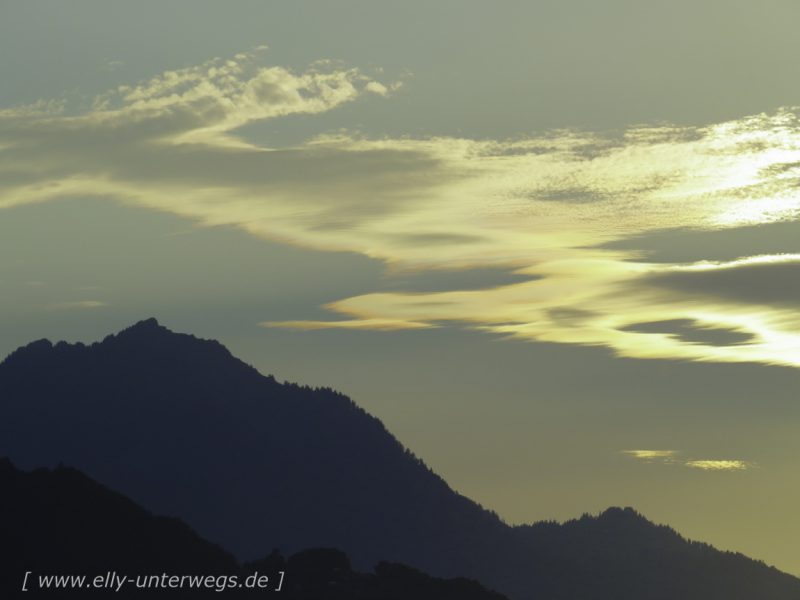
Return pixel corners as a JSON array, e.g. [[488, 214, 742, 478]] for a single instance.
[[0, 338, 55, 367]]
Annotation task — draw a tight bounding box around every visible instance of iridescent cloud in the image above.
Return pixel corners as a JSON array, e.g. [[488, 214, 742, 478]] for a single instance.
[[2, 51, 800, 367], [624, 451, 754, 472]]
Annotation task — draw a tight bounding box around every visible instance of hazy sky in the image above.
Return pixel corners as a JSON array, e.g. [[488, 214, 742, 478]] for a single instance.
[[2, 0, 800, 575]]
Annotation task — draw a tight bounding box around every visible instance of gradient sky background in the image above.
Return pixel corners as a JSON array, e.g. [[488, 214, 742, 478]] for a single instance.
[[2, 0, 800, 575]]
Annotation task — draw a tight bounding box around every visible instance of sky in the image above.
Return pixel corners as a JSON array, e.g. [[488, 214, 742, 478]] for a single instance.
[[2, 0, 800, 575]]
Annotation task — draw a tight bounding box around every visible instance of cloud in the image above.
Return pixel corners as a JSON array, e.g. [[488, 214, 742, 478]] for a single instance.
[[264, 317, 433, 331], [0, 99, 65, 119], [622, 450, 678, 461], [2, 50, 800, 368], [47, 300, 108, 310], [623, 451, 754, 472], [86, 47, 375, 144], [102, 60, 125, 73], [685, 460, 753, 471]]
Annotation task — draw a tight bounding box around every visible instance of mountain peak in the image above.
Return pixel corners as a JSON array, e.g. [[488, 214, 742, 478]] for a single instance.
[[128, 317, 163, 331], [94, 319, 245, 373], [0, 319, 240, 376], [597, 506, 645, 521], [111, 317, 171, 339], [101, 318, 206, 348], [588, 507, 657, 532]]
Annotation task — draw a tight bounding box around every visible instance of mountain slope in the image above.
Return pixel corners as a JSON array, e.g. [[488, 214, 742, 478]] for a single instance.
[[1, 319, 798, 600], [0, 457, 240, 598], [512, 508, 800, 600], [0, 319, 511, 574]]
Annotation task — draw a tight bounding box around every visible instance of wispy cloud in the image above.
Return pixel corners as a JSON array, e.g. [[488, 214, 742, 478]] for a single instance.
[[2, 50, 800, 367], [623, 450, 755, 472], [685, 460, 753, 472], [266, 317, 433, 331], [86, 47, 388, 147], [48, 300, 108, 310], [622, 450, 678, 461], [102, 60, 124, 73]]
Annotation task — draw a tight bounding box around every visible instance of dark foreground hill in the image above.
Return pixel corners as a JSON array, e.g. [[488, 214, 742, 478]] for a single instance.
[[0, 458, 507, 600], [1, 319, 798, 600]]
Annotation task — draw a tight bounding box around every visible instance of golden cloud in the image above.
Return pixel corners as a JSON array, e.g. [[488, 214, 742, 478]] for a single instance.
[[622, 450, 679, 461], [3, 51, 800, 367], [623, 451, 754, 472], [684, 460, 753, 471]]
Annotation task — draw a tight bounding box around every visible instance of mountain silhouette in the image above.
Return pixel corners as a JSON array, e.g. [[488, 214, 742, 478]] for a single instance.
[[1, 319, 798, 600], [0, 458, 507, 599], [0, 457, 238, 598]]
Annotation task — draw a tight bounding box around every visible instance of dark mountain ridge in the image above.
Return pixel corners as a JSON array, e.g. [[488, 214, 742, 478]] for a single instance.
[[1, 319, 798, 600], [0, 320, 510, 577], [0, 458, 507, 599]]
